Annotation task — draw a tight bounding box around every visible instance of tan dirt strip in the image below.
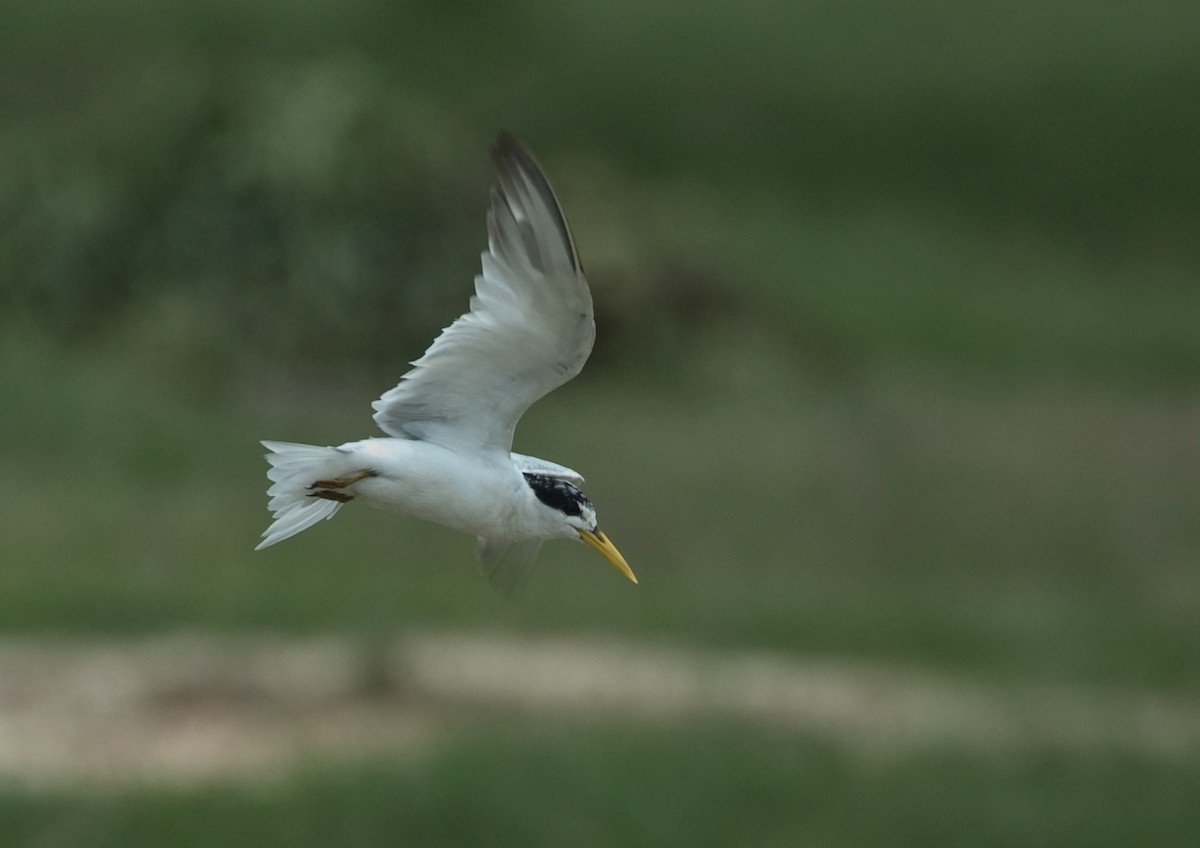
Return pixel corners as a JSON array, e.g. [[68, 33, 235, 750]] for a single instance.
[[0, 632, 1197, 787]]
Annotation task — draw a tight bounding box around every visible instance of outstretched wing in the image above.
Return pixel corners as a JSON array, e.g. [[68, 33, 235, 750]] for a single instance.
[[372, 132, 595, 452]]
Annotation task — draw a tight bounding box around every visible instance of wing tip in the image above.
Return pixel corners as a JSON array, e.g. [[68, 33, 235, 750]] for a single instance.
[[491, 130, 525, 168], [491, 131, 553, 188], [488, 131, 581, 275]]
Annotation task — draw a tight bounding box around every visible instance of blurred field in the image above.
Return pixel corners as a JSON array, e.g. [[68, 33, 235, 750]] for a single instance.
[[2, 0, 1199, 845], [2, 331, 1198, 690], [7, 720, 1197, 848]]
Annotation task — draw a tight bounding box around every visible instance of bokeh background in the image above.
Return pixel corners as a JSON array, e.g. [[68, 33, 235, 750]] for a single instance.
[[3, 1, 1199, 845]]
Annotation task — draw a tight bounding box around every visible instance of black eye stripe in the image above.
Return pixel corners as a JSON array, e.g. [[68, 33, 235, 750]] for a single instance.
[[523, 474, 591, 517]]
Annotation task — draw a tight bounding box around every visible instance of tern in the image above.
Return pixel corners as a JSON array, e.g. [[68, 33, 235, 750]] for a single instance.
[[256, 132, 637, 590]]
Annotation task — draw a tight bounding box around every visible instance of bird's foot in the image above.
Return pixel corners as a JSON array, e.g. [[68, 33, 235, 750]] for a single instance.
[[308, 489, 354, 503], [306, 469, 378, 490], [306, 468, 377, 503]]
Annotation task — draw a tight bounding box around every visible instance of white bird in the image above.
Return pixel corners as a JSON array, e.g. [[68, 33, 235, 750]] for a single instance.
[[256, 132, 636, 591]]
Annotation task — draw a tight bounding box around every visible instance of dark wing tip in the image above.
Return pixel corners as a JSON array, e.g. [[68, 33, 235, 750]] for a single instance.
[[491, 130, 540, 175], [492, 129, 522, 160], [488, 131, 581, 274]]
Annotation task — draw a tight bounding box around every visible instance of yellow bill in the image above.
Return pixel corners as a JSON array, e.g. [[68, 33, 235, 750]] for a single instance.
[[577, 529, 638, 584]]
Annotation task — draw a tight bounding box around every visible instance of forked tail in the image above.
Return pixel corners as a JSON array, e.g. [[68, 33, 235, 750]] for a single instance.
[[256, 441, 349, 550]]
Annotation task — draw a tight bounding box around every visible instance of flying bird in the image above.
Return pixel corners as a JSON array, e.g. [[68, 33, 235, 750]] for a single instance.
[[256, 132, 636, 590]]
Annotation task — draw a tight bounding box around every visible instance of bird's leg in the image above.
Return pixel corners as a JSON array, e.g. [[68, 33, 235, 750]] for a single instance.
[[307, 469, 378, 490], [306, 468, 378, 502]]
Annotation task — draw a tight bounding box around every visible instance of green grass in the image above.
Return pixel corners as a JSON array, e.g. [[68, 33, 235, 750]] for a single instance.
[[7, 0, 1198, 252], [3, 0, 1198, 381], [2, 3, 1199, 839], [2, 329, 1197, 694], [4, 721, 1198, 847]]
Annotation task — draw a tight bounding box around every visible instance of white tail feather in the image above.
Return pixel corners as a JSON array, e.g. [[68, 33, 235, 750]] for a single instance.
[[256, 441, 350, 550]]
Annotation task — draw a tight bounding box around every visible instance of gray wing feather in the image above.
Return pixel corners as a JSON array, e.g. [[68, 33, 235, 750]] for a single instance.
[[372, 133, 594, 451]]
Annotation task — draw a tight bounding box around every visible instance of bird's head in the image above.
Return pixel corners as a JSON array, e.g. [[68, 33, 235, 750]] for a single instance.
[[523, 474, 637, 583]]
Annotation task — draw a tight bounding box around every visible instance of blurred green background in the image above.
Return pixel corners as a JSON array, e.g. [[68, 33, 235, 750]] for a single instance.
[[3, 1, 1199, 845]]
